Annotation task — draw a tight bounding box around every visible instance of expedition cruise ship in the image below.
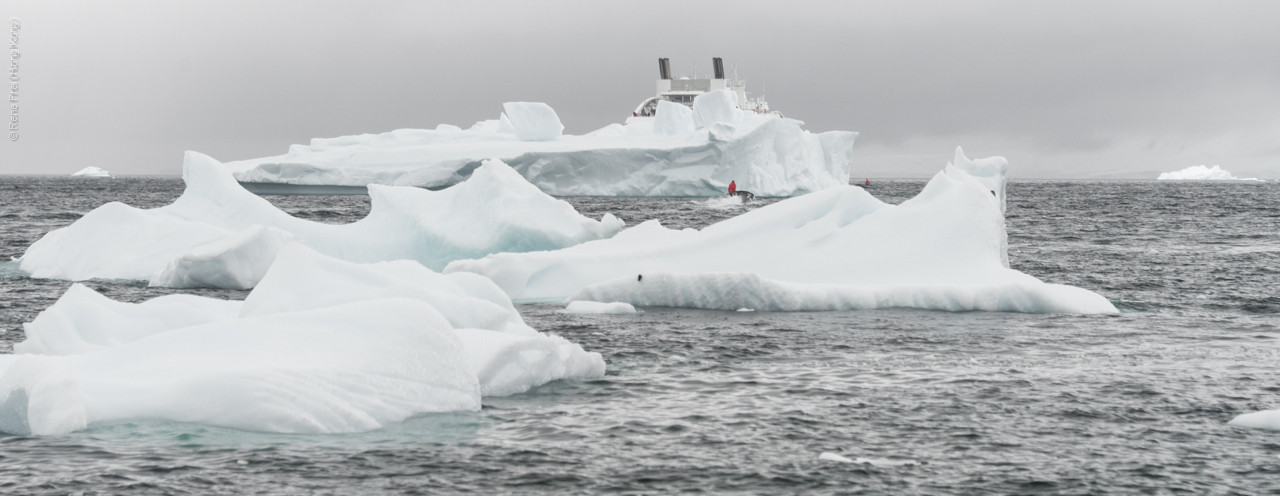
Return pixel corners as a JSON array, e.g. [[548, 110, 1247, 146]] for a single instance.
[[626, 57, 779, 124]]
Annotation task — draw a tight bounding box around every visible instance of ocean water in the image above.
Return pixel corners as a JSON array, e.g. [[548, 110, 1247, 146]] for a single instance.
[[0, 176, 1278, 494]]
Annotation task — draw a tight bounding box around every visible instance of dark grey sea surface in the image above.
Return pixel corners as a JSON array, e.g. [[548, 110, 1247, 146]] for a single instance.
[[0, 176, 1278, 494]]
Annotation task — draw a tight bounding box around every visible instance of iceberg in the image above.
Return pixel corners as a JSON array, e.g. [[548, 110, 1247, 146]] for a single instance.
[[651, 100, 694, 136], [2, 244, 605, 435], [691, 88, 744, 130], [70, 167, 111, 177], [149, 225, 297, 290], [1157, 165, 1260, 181], [445, 148, 1117, 314], [0, 298, 480, 436], [225, 92, 858, 197], [502, 102, 564, 141], [19, 152, 623, 288], [15, 284, 242, 356]]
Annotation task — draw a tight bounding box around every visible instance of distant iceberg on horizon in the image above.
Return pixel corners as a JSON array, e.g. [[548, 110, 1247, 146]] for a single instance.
[[223, 90, 858, 198], [1157, 165, 1260, 181], [70, 167, 111, 177]]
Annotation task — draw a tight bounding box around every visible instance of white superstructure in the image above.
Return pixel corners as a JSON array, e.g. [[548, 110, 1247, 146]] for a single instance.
[[627, 57, 776, 123]]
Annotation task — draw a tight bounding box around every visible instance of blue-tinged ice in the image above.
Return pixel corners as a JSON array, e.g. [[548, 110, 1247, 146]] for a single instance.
[[446, 148, 1116, 314], [18, 152, 622, 288], [2, 245, 605, 435], [224, 96, 858, 197]]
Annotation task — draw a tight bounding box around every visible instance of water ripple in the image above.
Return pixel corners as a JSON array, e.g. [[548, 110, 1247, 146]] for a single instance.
[[0, 177, 1276, 493]]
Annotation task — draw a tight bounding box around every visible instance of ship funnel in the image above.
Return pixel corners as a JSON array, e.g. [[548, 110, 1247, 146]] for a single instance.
[[712, 57, 725, 79], [658, 58, 672, 80]]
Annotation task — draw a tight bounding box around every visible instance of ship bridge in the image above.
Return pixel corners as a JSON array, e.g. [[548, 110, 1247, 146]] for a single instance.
[[632, 57, 769, 118]]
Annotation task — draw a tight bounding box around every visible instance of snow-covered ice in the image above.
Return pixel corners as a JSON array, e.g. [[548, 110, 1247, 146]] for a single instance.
[[445, 148, 1117, 314], [691, 88, 744, 130], [1, 244, 604, 435], [19, 151, 622, 288], [558, 301, 639, 314], [1157, 165, 1260, 181], [239, 244, 533, 335], [1, 298, 480, 436], [149, 225, 297, 290], [651, 100, 694, 136], [225, 93, 858, 197], [16, 284, 242, 356], [502, 102, 564, 141], [70, 167, 111, 177]]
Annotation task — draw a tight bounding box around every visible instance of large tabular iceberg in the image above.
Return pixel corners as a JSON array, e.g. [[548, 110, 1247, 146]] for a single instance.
[[446, 148, 1117, 314], [70, 167, 111, 177], [19, 151, 622, 288], [0, 244, 605, 435], [1157, 165, 1260, 181], [225, 90, 858, 197]]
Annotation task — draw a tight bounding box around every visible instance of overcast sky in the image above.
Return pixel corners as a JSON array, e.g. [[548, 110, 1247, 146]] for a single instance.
[[4, 0, 1279, 178]]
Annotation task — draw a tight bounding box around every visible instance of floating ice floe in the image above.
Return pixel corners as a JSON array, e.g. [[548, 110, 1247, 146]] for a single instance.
[[558, 301, 638, 314], [0, 244, 605, 435], [446, 148, 1117, 314], [224, 90, 858, 197], [1157, 165, 1260, 181], [18, 151, 623, 288], [1228, 410, 1280, 431], [818, 452, 919, 467], [70, 167, 111, 177]]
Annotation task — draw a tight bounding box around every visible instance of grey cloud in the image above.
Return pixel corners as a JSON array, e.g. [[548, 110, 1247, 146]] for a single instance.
[[3, 0, 1278, 178]]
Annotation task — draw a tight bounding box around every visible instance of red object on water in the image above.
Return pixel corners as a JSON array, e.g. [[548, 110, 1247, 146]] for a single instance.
[[728, 181, 737, 194], [865, 179, 870, 186]]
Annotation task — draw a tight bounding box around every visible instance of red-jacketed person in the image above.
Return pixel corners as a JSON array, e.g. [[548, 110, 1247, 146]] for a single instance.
[[728, 181, 737, 194]]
